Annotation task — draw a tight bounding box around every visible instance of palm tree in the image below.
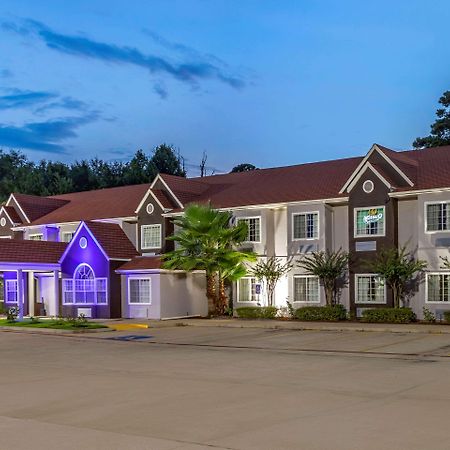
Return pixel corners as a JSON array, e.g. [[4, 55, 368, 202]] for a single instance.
[[162, 204, 256, 314], [298, 249, 349, 306]]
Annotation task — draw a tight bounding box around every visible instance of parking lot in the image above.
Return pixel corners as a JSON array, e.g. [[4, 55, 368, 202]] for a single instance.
[[1, 326, 449, 449]]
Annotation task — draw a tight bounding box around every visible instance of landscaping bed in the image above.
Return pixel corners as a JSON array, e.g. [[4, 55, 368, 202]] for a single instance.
[[0, 318, 108, 331]]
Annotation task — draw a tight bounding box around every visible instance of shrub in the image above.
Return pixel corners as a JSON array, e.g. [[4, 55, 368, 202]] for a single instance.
[[444, 311, 450, 324], [294, 305, 347, 322], [422, 307, 436, 323], [6, 307, 19, 323], [361, 308, 416, 324], [235, 306, 278, 319]]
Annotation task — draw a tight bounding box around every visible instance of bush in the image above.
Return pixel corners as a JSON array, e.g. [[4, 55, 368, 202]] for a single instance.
[[361, 308, 416, 324], [294, 305, 347, 322], [444, 311, 450, 324], [235, 306, 278, 319]]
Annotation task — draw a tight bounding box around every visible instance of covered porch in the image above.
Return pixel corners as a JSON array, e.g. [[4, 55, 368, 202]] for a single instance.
[[0, 240, 67, 319]]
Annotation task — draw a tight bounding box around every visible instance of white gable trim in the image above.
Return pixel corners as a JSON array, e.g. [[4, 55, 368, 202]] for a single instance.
[[5, 194, 30, 224], [59, 221, 110, 264], [150, 174, 184, 209], [135, 187, 171, 214], [345, 162, 392, 193], [0, 206, 17, 225], [339, 144, 414, 194]]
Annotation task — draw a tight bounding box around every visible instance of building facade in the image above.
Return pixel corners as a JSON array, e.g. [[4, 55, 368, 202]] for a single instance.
[[1, 143, 450, 319]]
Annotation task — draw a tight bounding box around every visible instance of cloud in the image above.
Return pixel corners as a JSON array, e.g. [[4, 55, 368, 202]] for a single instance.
[[153, 82, 168, 99], [0, 89, 58, 109], [34, 96, 91, 114], [3, 19, 246, 91], [0, 112, 99, 153]]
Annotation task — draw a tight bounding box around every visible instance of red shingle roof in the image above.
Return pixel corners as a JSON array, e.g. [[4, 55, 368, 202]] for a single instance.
[[84, 221, 139, 260], [28, 184, 151, 225], [3, 206, 22, 224], [116, 256, 162, 271], [0, 240, 67, 264], [12, 193, 69, 222]]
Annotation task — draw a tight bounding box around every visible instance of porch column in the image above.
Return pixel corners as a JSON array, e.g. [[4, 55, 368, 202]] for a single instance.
[[17, 269, 24, 321], [28, 272, 35, 317], [53, 270, 60, 318]]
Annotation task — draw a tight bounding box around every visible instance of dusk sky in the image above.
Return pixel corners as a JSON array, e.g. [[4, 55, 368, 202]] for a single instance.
[[1, 1, 449, 175]]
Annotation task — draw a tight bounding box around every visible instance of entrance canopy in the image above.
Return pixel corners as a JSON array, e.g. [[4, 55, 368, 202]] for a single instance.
[[0, 240, 67, 271]]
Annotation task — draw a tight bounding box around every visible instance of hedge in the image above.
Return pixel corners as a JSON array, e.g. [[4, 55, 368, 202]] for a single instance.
[[235, 306, 278, 319], [294, 305, 347, 322], [361, 307, 416, 324], [444, 311, 450, 324]]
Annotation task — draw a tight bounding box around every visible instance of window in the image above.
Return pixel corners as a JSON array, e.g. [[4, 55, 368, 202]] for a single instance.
[[355, 274, 386, 303], [293, 276, 320, 303], [128, 278, 151, 305], [0, 277, 3, 302], [141, 224, 162, 249], [29, 234, 43, 241], [238, 217, 261, 242], [62, 232, 75, 243], [426, 203, 450, 232], [293, 212, 319, 240], [5, 280, 18, 303], [426, 274, 450, 302], [237, 277, 258, 302], [354, 207, 385, 237], [62, 264, 108, 305]]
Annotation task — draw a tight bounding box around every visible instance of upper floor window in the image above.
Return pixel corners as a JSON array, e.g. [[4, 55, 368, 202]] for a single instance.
[[293, 212, 319, 240], [62, 232, 75, 243], [238, 217, 261, 242], [141, 224, 162, 249], [354, 206, 385, 237], [29, 233, 43, 241], [426, 202, 450, 232], [293, 276, 320, 303], [355, 274, 386, 304], [426, 273, 450, 303]]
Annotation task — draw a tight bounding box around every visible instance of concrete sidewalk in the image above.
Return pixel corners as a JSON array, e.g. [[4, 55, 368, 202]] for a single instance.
[[103, 317, 450, 334]]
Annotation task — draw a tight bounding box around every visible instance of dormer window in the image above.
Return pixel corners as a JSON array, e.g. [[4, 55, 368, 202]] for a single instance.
[[354, 206, 385, 237]]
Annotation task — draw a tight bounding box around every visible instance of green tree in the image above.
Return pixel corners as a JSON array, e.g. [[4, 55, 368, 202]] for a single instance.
[[231, 163, 258, 173], [162, 204, 256, 315], [151, 143, 186, 177], [413, 91, 450, 148], [298, 249, 350, 306], [367, 245, 427, 308], [250, 257, 293, 306]]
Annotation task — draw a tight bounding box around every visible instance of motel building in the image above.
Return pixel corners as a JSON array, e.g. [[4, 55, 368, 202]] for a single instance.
[[1, 143, 450, 320]]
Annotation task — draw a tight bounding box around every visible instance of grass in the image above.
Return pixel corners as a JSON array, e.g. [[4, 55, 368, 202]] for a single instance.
[[0, 318, 107, 330]]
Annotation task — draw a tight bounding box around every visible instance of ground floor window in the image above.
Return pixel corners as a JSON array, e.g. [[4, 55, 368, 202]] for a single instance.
[[355, 274, 386, 303], [128, 278, 151, 305], [5, 280, 18, 303], [426, 273, 450, 303], [237, 277, 258, 302], [62, 264, 108, 305], [293, 276, 320, 303]]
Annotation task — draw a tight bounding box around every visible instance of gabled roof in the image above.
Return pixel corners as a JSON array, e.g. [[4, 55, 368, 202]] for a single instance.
[[8, 193, 69, 223], [0, 240, 67, 264], [1, 206, 22, 224], [26, 184, 151, 226], [82, 221, 139, 260], [116, 255, 162, 272]]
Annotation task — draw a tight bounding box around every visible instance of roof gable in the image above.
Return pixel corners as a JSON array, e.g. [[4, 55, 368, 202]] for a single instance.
[[8, 193, 69, 223]]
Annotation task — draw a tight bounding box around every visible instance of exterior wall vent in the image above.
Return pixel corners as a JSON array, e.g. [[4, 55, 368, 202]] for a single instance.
[[355, 241, 377, 252]]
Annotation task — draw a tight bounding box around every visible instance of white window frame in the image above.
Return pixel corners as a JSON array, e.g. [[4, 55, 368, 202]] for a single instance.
[[5, 280, 18, 304], [141, 224, 162, 249], [425, 272, 450, 303], [354, 274, 387, 304], [354, 206, 386, 238], [236, 276, 259, 303], [424, 201, 450, 234], [62, 231, 75, 243], [128, 277, 152, 305], [292, 275, 320, 303], [292, 211, 319, 241], [237, 216, 262, 243], [29, 233, 44, 241]]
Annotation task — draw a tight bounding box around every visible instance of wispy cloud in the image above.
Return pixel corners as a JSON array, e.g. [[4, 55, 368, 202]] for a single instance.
[[153, 82, 168, 99], [2, 19, 246, 94], [0, 69, 13, 78], [0, 89, 58, 110], [0, 112, 99, 153]]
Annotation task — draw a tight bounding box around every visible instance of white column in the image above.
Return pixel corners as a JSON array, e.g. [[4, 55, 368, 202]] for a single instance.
[[53, 270, 60, 318], [28, 272, 35, 317], [17, 269, 24, 321]]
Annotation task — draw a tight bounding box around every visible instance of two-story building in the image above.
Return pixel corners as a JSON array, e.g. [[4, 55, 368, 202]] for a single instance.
[[2, 143, 450, 319]]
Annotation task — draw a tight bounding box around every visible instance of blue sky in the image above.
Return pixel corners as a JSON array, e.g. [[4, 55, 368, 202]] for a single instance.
[[0, 1, 449, 175]]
